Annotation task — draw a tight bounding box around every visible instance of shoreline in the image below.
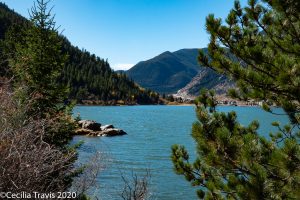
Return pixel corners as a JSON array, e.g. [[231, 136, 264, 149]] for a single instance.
[[75, 103, 262, 107]]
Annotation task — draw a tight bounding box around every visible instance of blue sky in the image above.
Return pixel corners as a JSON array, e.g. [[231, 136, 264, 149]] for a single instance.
[[2, 0, 247, 70]]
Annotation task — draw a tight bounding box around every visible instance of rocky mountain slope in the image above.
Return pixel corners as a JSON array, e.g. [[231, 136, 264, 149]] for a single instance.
[[174, 68, 234, 99]]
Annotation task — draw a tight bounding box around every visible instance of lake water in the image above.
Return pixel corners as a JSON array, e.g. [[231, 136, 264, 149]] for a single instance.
[[72, 105, 289, 200]]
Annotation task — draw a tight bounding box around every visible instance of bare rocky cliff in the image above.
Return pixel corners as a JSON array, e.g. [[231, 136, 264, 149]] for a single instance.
[[174, 68, 235, 100]]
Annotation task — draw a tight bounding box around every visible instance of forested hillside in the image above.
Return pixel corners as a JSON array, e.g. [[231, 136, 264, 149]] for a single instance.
[[0, 2, 159, 105]]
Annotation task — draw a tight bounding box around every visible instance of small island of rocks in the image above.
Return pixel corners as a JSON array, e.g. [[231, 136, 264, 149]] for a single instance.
[[75, 120, 127, 137]]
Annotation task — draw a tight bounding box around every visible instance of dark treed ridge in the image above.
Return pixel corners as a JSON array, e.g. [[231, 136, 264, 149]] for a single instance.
[[0, 2, 160, 105]]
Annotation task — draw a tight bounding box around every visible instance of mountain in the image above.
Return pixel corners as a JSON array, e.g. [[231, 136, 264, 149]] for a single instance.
[[126, 48, 233, 96], [0, 2, 160, 105], [126, 49, 201, 94]]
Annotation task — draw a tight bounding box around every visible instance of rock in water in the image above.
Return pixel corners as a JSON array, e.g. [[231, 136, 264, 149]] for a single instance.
[[78, 120, 101, 131], [99, 128, 126, 137], [76, 120, 126, 137]]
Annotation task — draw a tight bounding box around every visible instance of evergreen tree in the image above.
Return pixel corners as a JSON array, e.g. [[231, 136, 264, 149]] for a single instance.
[[10, 0, 68, 115], [5, 0, 80, 192], [172, 1, 300, 199]]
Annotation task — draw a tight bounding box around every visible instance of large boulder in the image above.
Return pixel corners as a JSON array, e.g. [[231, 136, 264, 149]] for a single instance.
[[78, 120, 101, 131]]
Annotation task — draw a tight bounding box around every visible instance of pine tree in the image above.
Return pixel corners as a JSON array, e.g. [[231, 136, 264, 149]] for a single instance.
[[10, 0, 68, 115], [172, 1, 300, 199], [0, 0, 83, 195]]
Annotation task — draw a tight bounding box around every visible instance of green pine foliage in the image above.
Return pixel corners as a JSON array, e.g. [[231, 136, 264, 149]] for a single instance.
[[10, 0, 69, 116], [0, 3, 28, 76], [172, 1, 300, 199], [198, 0, 300, 122], [10, 0, 77, 148], [0, 2, 27, 41], [172, 90, 300, 199]]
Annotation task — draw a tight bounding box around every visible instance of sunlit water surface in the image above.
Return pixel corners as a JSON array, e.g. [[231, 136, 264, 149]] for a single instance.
[[72, 105, 288, 200]]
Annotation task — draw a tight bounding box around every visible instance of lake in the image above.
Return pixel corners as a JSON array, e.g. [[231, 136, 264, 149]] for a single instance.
[[72, 105, 288, 200]]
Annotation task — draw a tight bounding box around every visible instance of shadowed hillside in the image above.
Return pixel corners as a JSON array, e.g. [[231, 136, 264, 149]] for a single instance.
[[0, 2, 159, 105]]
